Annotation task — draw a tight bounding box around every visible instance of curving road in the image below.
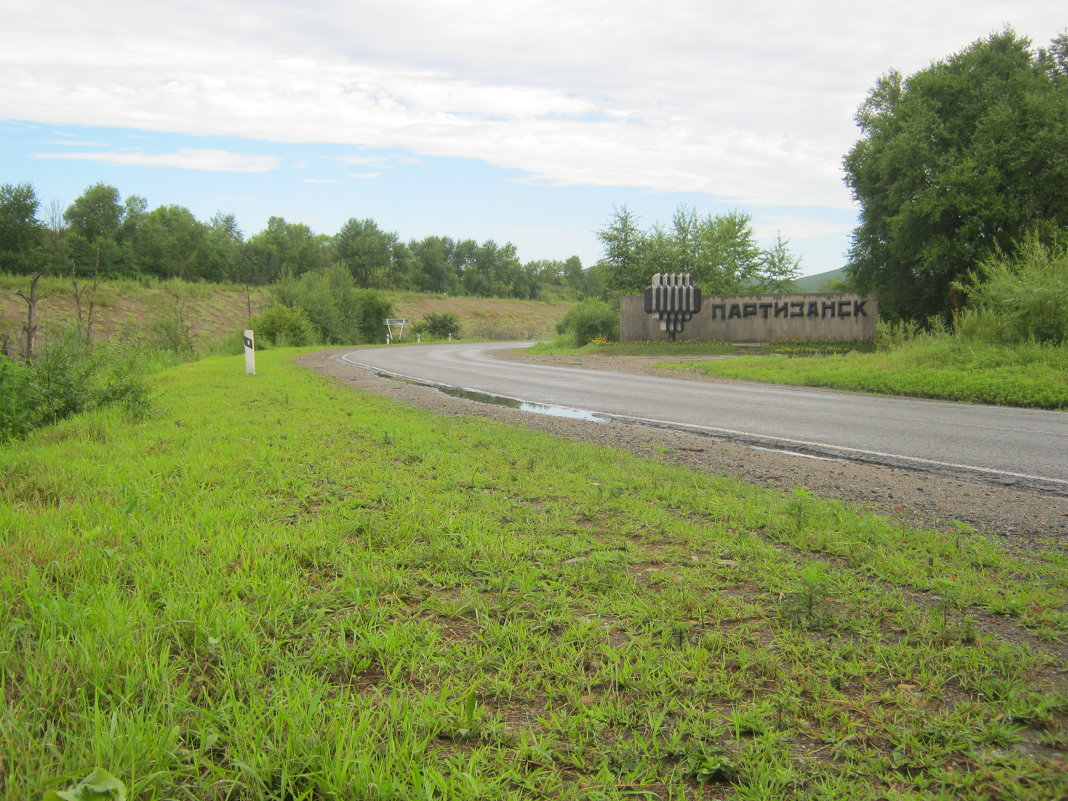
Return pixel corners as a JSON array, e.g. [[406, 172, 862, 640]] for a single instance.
[[336, 342, 1068, 495]]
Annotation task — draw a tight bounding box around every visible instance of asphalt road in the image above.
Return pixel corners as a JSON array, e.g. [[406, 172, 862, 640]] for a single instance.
[[337, 342, 1068, 495]]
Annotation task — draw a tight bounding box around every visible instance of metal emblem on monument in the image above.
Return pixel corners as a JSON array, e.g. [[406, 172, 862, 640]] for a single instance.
[[643, 273, 702, 341]]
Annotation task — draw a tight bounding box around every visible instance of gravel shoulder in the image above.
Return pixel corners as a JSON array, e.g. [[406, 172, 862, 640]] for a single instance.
[[299, 348, 1068, 547]]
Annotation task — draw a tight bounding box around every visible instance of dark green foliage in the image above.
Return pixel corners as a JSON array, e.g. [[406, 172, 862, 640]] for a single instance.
[[242, 216, 331, 284], [29, 327, 151, 426], [352, 289, 393, 344], [250, 304, 320, 347], [274, 266, 393, 344], [958, 237, 1068, 344], [335, 217, 410, 288], [556, 299, 619, 346], [844, 30, 1068, 321], [4, 180, 592, 302], [0, 355, 37, 440], [0, 182, 44, 273], [0, 327, 152, 439], [413, 311, 462, 340]]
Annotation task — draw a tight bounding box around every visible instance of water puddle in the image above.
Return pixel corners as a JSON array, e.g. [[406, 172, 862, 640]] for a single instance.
[[438, 387, 614, 423]]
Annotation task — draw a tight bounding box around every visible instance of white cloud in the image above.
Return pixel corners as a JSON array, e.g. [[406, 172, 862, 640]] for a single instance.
[[40, 140, 112, 147], [30, 147, 284, 172], [3, 0, 1065, 208], [348, 172, 383, 180], [751, 216, 858, 243], [302, 178, 339, 184]]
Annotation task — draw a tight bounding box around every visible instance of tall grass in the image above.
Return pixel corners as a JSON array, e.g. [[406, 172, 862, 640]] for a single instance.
[[662, 326, 1068, 409], [1, 349, 1064, 799]]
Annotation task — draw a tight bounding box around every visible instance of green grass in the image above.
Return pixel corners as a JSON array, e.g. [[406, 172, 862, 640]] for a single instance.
[[1, 349, 1066, 799], [660, 338, 1068, 409]]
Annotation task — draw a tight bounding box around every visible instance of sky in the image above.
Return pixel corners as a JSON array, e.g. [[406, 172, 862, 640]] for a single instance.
[[1, 1, 1064, 276]]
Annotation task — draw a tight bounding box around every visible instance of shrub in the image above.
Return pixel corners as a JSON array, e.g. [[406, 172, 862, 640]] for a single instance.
[[960, 237, 1068, 344], [556, 299, 619, 347], [274, 267, 393, 344], [250, 304, 319, 347], [30, 327, 99, 425], [412, 312, 462, 340], [0, 327, 154, 439], [0, 355, 38, 440], [351, 289, 393, 344]]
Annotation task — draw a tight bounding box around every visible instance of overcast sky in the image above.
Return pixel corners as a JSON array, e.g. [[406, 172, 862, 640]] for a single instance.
[[1, 0, 1064, 275]]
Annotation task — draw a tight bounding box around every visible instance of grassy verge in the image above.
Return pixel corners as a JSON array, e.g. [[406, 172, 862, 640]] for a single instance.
[[529, 341, 737, 357], [659, 339, 1068, 410], [2, 349, 1066, 800]]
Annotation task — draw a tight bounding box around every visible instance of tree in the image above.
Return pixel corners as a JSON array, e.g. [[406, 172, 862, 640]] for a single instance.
[[408, 236, 460, 294], [843, 29, 1068, 320], [132, 205, 212, 280], [597, 205, 645, 294], [0, 183, 44, 273], [64, 183, 123, 243], [244, 217, 330, 284], [273, 265, 392, 344], [335, 218, 410, 289], [596, 205, 798, 296], [0, 184, 49, 358], [63, 183, 125, 280], [755, 234, 803, 293], [692, 209, 763, 292]]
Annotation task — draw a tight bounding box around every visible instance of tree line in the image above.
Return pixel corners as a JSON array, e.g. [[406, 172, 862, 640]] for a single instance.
[[0, 182, 593, 301], [595, 205, 801, 296]]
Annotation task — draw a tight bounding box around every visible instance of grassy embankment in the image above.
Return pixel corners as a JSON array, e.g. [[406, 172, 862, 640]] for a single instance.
[[656, 338, 1068, 410], [2, 349, 1065, 799], [0, 276, 572, 352]]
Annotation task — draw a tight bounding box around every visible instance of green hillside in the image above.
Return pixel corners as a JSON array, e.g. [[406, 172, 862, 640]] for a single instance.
[[792, 267, 847, 292]]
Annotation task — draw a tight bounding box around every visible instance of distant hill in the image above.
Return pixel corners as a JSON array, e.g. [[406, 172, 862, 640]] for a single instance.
[[792, 267, 848, 292]]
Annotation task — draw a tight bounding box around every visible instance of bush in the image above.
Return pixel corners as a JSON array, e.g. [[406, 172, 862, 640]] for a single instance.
[[412, 312, 462, 340], [0, 327, 153, 439], [0, 355, 38, 440], [556, 299, 619, 347], [250, 304, 319, 347], [960, 237, 1068, 344], [274, 267, 393, 344], [30, 327, 99, 425]]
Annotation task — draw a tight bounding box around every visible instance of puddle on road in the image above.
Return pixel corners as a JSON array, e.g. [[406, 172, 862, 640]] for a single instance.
[[438, 387, 615, 423]]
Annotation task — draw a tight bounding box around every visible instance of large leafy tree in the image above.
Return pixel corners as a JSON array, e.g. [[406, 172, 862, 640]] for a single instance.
[[335, 217, 396, 288], [243, 217, 330, 284], [0, 183, 44, 273], [844, 29, 1068, 320]]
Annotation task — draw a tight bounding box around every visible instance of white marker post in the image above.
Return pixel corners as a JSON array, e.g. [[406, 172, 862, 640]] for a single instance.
[[244, 329, 255, 375]]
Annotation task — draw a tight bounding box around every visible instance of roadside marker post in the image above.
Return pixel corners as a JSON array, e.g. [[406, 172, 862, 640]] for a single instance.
[[244, 329, 255, 375]]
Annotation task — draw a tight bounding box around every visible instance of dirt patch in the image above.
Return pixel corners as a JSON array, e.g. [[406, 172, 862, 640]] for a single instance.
[[299, 349, 1068, 547], [388, 295, 571, 340]]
